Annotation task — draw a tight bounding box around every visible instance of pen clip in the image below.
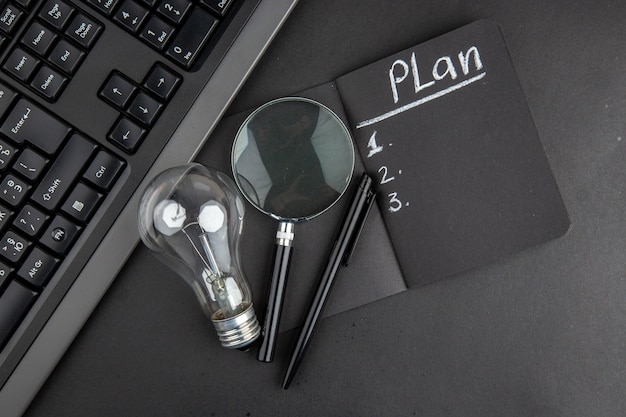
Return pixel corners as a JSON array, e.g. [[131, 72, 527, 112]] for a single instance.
[[342, 186, 376, 266]]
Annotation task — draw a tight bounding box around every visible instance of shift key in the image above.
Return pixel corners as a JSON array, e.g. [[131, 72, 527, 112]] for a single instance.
[[0, 99, 71, 155], [32, 134, 97, 211]]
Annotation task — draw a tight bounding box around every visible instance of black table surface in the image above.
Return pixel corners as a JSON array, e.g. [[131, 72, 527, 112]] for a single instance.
[[26, 1, 625, 416]]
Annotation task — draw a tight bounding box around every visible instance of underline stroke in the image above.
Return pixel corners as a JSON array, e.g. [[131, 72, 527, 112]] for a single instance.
[[355, 72, 487, 129]]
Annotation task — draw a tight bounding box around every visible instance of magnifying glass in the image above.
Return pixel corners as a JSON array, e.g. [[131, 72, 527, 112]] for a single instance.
[[231, 97, 355, 362]]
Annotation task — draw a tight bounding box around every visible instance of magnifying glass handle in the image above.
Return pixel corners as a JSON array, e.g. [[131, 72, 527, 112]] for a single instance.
[[258, 222, 295, 362]]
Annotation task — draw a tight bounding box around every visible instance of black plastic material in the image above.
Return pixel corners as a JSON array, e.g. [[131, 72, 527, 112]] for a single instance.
[[257, 243, 293, 363]]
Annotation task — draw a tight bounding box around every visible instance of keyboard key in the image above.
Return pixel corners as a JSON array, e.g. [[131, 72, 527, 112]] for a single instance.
[[165, 7, 218, 68], [61, 182, 102, 223], [128, 91, 163, 126], [201, 0, 234, 16], [0, 82, 17, 116], [82, 150, 124, 190], [3, 48, 40, 82], [40, 215, 81, 255], [13, 204, 48, 237], [0, 260, 12, 287], [0, 3, 25, 35], [108, 117, 146, 152], [21, 22, 58, 56], [12, 147, 47, 181], [0, 230, 30, 264], [139, 15, 174, 51], [13, 0, 36, 9], [99, 72, 137, 109], [0, 280, 38, 349], [0, 98, 71, 155], [87, 0, 121, 16], [39, 0, 75, 30], [17, 246, 59, 287], [48, 39, 85, 75], [0, 175, 29, 208], [157, 0, 192, 24], [114, 0, 149, 33], [0, 139, 17, 170], [31, 134, 97, 211], [143, 63, 181, 101], [30, 65, 68, 100], [65, 13, 103, 49], [0, 205, 13, 233]]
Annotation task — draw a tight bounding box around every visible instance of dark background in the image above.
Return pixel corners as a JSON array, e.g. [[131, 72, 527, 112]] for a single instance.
[[26, 1, 625, 416]]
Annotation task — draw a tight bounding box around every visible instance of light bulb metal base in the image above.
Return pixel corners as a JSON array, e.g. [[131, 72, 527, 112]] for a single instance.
[[211, 303, 261, 349]]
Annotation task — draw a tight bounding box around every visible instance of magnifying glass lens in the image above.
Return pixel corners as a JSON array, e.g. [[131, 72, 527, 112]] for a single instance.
[[233, 98, 354, 222]]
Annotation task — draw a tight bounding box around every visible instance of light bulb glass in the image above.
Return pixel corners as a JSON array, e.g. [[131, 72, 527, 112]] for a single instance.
[[137, 163, 260, 349]]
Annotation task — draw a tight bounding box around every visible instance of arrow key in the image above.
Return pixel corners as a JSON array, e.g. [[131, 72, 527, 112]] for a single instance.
[[128, 91, 163, 126], [99, 72, 137, 109], [108, 117, 146, 153], [143, 63, 181, 101]]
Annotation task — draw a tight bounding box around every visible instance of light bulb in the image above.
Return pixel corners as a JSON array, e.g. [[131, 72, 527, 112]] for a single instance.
[[137, 163, 260, 349]]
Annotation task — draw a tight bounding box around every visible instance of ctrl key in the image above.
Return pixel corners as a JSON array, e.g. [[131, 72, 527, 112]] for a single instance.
[[0, 280, 38, 349], [83, 150, 124, 191]]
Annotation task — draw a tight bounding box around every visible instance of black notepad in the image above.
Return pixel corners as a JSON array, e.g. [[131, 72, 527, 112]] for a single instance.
[[197, 20, 570, 329], [335, 19, 570, 286]]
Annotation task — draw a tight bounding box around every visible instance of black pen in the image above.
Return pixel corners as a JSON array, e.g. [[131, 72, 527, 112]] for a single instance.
[[282, 173, 376, 389]]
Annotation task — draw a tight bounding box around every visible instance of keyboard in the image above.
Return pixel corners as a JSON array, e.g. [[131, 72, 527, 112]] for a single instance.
[[0, 0, 298, 415]]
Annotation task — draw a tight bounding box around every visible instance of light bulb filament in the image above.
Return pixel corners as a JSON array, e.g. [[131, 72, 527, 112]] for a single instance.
[[182, 222, 223, 280]]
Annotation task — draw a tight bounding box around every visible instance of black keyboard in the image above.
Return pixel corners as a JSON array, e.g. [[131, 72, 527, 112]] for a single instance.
[[0, 1, 297, 405], [0, 0, 243, 352], [0, 90, 125, 348]]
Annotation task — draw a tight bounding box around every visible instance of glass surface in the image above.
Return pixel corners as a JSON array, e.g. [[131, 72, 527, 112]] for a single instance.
[[138, 164, 252, 318], [232, 97, 355, 221]]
